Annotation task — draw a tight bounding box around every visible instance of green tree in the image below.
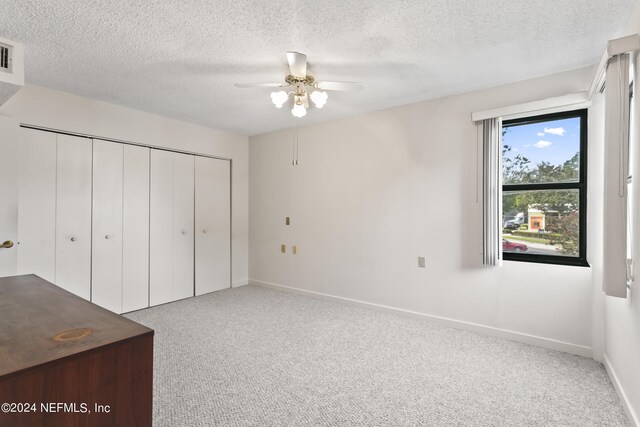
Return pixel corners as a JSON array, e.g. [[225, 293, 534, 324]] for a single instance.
[[502, 149, 580, 256], [502, 145, 532, 185], [547, 212, 579, 255]]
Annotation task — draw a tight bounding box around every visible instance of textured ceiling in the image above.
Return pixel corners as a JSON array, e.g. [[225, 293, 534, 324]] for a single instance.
[[0, 0, 635, 136]]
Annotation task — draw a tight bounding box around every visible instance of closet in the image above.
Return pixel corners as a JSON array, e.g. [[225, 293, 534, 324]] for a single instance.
[[195, 156, 231, 295], [18, 131, 93, 299], [16, 127, 231, 313], [55, 134, 92, 300], [92, 141, 150, 313], [91, 140, 124, 312], [122, 145, 152, 312], [16, 129, 56, 283], [149, 150, 195, 306]]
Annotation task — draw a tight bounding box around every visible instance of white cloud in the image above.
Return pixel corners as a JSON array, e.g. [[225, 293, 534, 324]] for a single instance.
[[537, 132, 545, 137], [523, 144, 531, 148], [534, 140, 552, 148], [543, 127, 565, 136]]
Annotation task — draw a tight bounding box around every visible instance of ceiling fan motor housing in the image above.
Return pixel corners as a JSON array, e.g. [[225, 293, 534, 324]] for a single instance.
[[285, 74, 315, 87]]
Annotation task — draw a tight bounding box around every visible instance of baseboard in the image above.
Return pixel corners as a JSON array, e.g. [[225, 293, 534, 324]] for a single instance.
[[604, 354, 639, 426], [249, 279, 593, 359]]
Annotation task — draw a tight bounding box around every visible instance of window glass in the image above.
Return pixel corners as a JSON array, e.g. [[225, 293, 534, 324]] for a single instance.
[[502, 116, 581, 185], [502, 189, 580, 257]]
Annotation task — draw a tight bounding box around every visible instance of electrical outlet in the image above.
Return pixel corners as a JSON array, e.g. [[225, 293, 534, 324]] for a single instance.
[[418, 256, 426, 268], [281, 244, 286, 254]]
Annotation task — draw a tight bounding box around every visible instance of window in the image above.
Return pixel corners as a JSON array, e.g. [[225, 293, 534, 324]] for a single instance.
[[501, 109, 588, 266]]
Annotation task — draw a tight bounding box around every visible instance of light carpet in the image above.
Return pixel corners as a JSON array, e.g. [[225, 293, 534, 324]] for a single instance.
[[125, 285, 629, 426]]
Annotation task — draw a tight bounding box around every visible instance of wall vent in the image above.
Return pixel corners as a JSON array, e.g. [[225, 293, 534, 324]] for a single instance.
[[0, 37, 24, 106], [0, 43, 11, 72], [0, 37, 22, 84]]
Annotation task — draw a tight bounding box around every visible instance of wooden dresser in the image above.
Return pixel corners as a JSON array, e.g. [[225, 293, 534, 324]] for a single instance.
[[0, 274, 154, 426]]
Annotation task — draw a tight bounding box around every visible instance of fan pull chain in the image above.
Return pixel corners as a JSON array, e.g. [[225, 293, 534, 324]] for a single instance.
[[292, 127, 299, 166]]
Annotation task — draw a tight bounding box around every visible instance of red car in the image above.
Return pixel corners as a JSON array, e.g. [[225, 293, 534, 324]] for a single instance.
[[502, 239, 528, 252]]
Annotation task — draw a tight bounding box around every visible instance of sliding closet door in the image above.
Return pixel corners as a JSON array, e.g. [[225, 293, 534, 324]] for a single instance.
[[150, 150, 173, 306], [91, 140, 123, 313], [91, 141, 150, 314], [172, 153, 195, 300], [55, 134, 92, 299], [195, 157, 231, 295], [122, 145, 150, 312], [16, 129, 56, 283], [150, 150, 194, 306]]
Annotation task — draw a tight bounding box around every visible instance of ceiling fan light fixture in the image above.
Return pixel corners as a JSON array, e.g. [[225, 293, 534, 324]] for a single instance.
[[310, 90, 328, 108], [236, 52, 362, 118], [291, 101, 307, 118], [270, 90, 288, 108]]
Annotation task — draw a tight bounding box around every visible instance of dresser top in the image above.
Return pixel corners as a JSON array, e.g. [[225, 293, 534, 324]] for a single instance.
[[0, 274, 153, 378]]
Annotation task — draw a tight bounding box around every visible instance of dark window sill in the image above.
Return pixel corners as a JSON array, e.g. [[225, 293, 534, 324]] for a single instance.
[[503, 253, 590, 267]]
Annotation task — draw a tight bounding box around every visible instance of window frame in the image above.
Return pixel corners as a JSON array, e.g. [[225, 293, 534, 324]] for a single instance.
[[501, 109, 589, 267]]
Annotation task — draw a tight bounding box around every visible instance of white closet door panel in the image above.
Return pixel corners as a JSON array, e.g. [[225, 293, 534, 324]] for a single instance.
[[122, 145, 150, 312], [55, 134, 92, 300], [172, 153, 195, 301], [150, 149, 174, 306], [17, 129, 56, 282], [195, 157, 231, 295], [91, 140, 123, 313]]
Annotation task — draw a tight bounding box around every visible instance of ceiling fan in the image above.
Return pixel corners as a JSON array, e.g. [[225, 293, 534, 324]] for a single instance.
[[235, 51, 363, 118]]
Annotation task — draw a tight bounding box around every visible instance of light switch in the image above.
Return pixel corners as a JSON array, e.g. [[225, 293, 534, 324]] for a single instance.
[[286, 217, 290, 225], [292, 245, 297, 254], [418, 257, 426, 268], [281, 244, 286, 254]]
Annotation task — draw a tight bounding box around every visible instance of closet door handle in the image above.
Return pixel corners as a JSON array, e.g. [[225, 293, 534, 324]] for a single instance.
[[181, 230, 187, 235], [70, 237, 76, 242], [202, 229, 208, 234], [105, 235, 110, 239], [0, 240, 14, 249]]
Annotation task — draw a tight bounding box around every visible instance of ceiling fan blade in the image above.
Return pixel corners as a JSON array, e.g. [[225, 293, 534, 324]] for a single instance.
[[316, 81, 363, 92], [234, 82, 287, 88], [286, 51, 307, 78]]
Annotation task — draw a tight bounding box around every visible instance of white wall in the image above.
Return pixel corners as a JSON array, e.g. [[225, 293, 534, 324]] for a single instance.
[[600, 4, 640, 424], [0, 115, 19, 277], [250, 66, 598, 356], [0, 84, 249, 286]]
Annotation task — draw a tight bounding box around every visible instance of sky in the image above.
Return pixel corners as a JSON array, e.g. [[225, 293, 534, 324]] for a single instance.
[[502, 116, 580, 168]]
